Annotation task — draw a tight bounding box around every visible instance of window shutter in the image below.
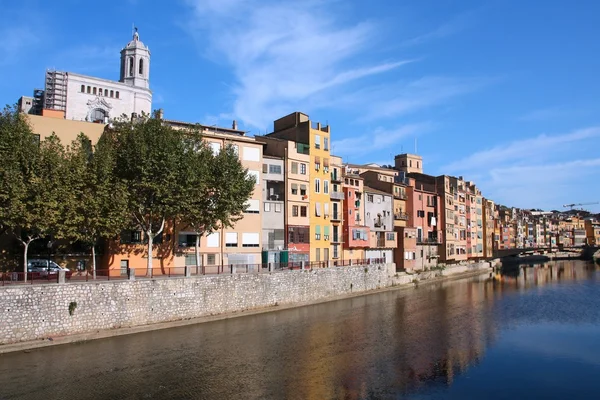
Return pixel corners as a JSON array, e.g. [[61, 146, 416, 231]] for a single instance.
[[242, 233, 260, 245], [225, 232, 238, 244], [207, 232, 219, 248]]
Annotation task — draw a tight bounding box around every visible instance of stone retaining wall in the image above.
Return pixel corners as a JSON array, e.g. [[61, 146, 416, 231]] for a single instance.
[[0, 262, 491, 345]]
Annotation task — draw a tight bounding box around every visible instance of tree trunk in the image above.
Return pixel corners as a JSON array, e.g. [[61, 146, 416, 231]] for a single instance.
[[23, 241, 30, 282], [145, 218, 165, 277], [147, 231, 153, 276], [92, 244, 97, 280], [195, 233, 201, 272]]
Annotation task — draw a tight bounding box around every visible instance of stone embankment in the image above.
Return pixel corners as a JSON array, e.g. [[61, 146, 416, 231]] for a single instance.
[[0, 262, 492, 350]]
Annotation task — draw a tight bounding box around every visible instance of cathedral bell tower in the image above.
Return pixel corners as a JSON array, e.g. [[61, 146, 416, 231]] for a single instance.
[[120, 27, 150, 89]]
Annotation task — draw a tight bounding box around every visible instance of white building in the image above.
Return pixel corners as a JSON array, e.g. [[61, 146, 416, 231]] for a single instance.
[[19, 28, 152, 122]]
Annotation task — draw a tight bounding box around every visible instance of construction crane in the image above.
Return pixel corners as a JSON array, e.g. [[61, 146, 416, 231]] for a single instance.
[[562, 202, 599, 210]]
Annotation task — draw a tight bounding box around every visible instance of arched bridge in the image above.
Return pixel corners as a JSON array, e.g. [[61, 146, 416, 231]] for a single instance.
[[493, 246, 587, 259]]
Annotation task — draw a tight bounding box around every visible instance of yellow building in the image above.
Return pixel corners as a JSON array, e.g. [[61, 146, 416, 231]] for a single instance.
[[264, 112, 332, 262], [26, 113, 107, 144], [482, 198, 495, 258]]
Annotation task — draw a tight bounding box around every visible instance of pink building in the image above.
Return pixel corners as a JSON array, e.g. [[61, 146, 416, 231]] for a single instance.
[[406, 178, 442, 270], [342, 170, 370, 259]]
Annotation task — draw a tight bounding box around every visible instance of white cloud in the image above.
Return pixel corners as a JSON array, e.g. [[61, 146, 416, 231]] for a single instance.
[[350, 76, 490, 121], [332, 123, 432, 160], [400, 11, 474, 47], [484, 159, 600, 211], [183, 0, 413, 129], [518, 106, 592, 122], [443, 127, 600, 173], [442, 127, 600, 211]]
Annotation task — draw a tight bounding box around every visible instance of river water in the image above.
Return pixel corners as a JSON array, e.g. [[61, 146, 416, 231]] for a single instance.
[[1, 260, 599, 400]]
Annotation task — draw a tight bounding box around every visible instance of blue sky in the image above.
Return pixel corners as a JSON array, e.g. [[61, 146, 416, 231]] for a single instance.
[[1, 0, 599, 213]]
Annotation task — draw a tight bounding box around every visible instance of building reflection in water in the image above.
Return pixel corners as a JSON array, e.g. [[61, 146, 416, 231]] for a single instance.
[[0, 261, 597, 400]]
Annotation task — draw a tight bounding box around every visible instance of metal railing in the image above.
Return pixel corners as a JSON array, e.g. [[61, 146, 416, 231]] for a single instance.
[[330, 191, 345, 200], [394, 212, 409, 221], [417, 238, 442, 245], [1, 258, 390, 286]]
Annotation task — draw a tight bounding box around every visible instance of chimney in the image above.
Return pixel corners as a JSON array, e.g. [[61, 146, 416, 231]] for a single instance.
[[232, 120, 238, 130]]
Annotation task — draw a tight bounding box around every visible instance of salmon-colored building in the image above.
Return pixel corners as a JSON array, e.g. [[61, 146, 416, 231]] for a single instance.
[[341, 167, 369, 260], [406, 178, 441, 270], [104, 118, 264, 276]]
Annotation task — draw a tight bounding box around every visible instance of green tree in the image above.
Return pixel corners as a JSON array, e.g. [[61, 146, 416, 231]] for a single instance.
[[0, 107, 67, 278], [61, 133, 129, 277], [19, 134, 67, 279], [0, 106, 38, 239], [111, 116, 191, 275], [180, 136, 255, 268]]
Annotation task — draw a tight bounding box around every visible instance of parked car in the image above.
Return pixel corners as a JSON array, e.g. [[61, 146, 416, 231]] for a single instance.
[[26, 259, 72, 280]]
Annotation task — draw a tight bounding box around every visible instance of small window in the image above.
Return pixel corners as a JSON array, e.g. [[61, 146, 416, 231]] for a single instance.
[[262, 164, 268, 173], [300, 206, 307, 217], [314, 134, 321, 149], [269, 164, 282, 174], [87, 86, 91, 94], [81, 84, 85, 92], [291, 184, 298, 195], [275, 203, 282, 213], [207, 254, 216, 265], [291, 162, 298, 174], [292, 205, 299, 217], [139, 58, 144, 75], [116, 91, 120, 99], [110, 90, 114, 97], [104, 89, 108, 96], [300, 163, 306, 175], [264, 202, 271, 212], [93, 87, 97, 95], [129, 58, 134, 76], [300, 185, 307, 196], [324, 137, 329, 151], [98, 88, 102, 96], [315, 179, 320, 193], [323, 180, 329, 194]]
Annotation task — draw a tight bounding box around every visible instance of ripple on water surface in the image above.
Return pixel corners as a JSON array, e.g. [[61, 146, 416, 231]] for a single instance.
[[0, 261, 598, 400]]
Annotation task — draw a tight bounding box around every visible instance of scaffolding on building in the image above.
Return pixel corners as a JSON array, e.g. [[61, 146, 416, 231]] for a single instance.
[[44, 70, 67, 111], [32, 89, 44, 115]]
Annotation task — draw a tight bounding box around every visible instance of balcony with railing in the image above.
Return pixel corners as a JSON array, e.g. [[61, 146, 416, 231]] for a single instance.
[[417, 237, 442, 245], [330, 191, 345, 200], [296, 142, 310, 155], [331, 172, 342, 183], [394, 212, 409, 221], [331, 212, 341, 222], [394, 193, 408, 200]]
